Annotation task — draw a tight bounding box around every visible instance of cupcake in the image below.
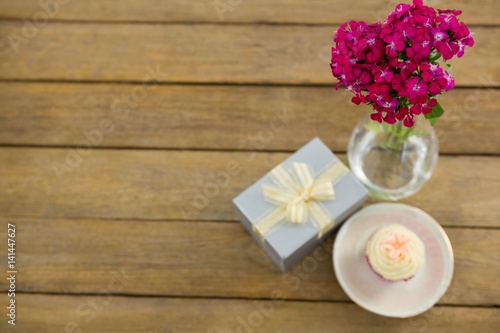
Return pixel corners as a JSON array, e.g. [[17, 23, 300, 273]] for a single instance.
[[365, 224, 425, 281]]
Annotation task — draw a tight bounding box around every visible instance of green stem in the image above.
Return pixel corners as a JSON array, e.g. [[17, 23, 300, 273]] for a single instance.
[[381, 121, 414, 151]]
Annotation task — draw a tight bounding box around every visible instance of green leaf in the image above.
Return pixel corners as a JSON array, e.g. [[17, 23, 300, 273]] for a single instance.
[[424, 102, 445, 126], [445, 63, 453, 76], [429, 52, 442, 63]]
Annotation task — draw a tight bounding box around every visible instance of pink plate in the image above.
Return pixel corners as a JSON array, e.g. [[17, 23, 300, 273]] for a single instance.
[[333, 203, 454, 318]]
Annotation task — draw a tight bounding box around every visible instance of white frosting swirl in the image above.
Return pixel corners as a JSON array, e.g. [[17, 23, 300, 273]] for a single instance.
[[365, 224, 425, 281]]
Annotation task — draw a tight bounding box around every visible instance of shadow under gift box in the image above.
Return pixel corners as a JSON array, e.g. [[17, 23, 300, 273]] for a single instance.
[[233, 137, 369, 271]]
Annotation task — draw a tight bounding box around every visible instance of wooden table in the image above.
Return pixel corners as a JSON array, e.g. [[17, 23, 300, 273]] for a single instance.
[[0, 1, 498, 332]]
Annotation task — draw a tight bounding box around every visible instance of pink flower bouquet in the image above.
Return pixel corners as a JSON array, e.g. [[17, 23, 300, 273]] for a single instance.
[[330, 0, 474, 127]]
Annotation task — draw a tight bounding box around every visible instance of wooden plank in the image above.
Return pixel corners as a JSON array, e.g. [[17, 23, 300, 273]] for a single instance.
[[0, 149, 498, 227], [0, 22, 497, 86], [0, 82, 498, 154], [0, 294, 497, 332], [0, 0, 497, 26], [0, 218, 498, 306]]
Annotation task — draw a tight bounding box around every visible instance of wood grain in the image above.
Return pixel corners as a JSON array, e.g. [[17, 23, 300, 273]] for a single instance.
[[0, 149, 498, 226], [0, 0, 497, 330], [0, 0, 497, 25], [0, 23, 497, 86], [0, 294, 497, 333], [0, 82, 498, 154], [0, 218, 498, 306]]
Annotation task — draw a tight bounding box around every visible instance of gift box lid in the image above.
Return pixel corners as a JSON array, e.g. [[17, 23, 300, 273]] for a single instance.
[[233, 137, 368, 270]]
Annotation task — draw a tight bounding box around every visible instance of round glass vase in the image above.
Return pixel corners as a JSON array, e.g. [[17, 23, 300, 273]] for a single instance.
[[347, 114, 439, 201]]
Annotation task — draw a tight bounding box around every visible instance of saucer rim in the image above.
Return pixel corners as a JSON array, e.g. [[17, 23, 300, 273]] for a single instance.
[[333, 202, 454, 318]]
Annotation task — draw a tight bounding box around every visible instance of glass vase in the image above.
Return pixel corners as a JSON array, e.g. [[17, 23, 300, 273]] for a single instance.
[[347, 113, 439, 201]]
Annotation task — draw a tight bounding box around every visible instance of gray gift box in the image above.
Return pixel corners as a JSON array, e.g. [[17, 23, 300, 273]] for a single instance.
[[232, 137, 368, 271]]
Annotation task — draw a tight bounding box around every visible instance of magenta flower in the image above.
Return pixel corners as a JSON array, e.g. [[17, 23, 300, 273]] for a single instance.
[[384, 33, 406, 57], [435, 41, 459, 60], [368, 83, 394, 107], [391, 73, 404, 91], [431, 28, 449, 43], [374, 67, 394, 83], [436, 15, 459, 31], [410, 98, 436, 115], [370, 111, 383, 123], [330, 0, 474, 127], [428, 81, 441, 95], [404, 114, 416, 127], [406, 40, 432, 59], [404, 77, 428, 104], [352, 93, 367, 105], [438, 9, 462, 16], [395, 107, 409, 121], [384, 111, 397, 124]]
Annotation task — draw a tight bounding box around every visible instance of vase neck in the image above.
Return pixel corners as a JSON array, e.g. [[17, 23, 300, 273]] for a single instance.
[[378, 116, 431, 150]]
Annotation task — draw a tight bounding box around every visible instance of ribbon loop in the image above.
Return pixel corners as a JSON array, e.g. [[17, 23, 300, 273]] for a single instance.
[[253, 160, 347, 239], [292, 162, 314, 189], [268, 164, 301, 194], [309, 178, 335, 200]]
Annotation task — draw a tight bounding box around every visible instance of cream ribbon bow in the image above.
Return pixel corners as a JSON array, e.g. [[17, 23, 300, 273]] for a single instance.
[[253, 161, 347, 239]]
